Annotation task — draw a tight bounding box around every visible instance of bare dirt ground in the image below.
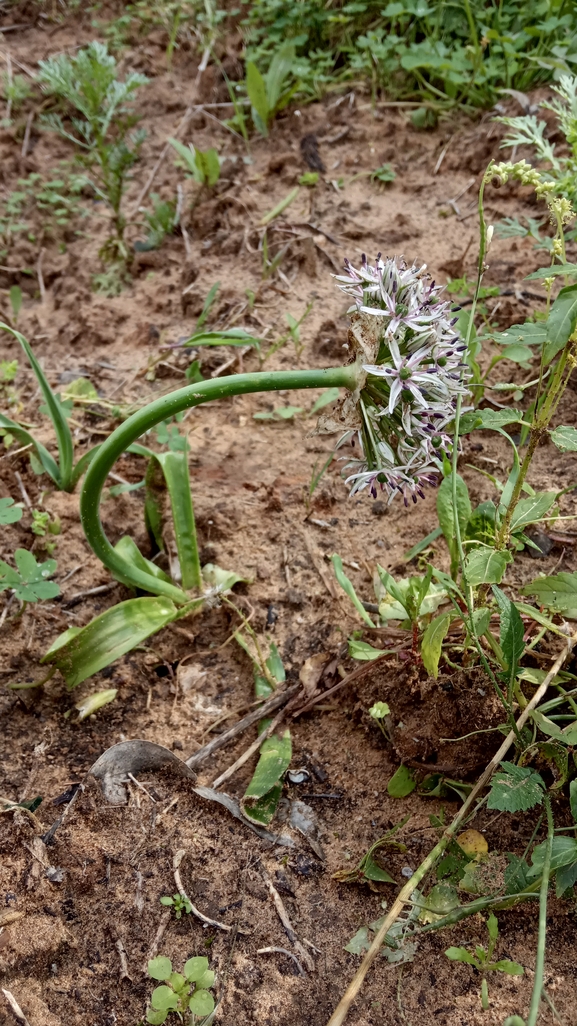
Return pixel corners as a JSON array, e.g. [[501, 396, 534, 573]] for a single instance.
[[1, 6, 577, 1026]]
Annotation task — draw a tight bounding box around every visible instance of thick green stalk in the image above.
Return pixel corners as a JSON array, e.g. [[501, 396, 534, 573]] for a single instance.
[[80, 366, 357, 602]]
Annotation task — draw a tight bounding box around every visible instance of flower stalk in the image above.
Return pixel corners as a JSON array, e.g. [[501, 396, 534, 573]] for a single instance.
[[80, 367, 358, 600]]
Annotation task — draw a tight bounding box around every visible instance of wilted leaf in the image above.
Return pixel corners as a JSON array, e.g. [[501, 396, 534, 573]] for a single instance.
[[456, 829, 488, 857]]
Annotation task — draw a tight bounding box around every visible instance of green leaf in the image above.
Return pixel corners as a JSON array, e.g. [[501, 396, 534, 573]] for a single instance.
[[75, 688, 117, 721], [146, 1009, 167, 1025], [463, 548, 512, 586], [420, 882, 459, 924], [0, 324, 74, 489], [0, 497, 23, 524], [528, 836, 577, 877], [363, 854, 396, 883], [471, 409, 524, 430], [524, 262, 577, 280], [470, 606, 491, 638], [509, 492, 557, 532], [492, 586, 524, 674], [487, 762, 545, 813], [421, 612, 451, 679], [436, 473, 471, 572], [189, 989, 215, 1017], [550, 425, 577, 452], [465, 502, 497, 548], [482, 321, 547, 348], [259, 187, 299, 226], [246, 61, 270, 132], [183, 957, 209, 982], [195, 970, 215, 990], [545, 283, 577, 363], [490, 959, 524, 975], [41, 596, 179, 688], [9, 284, 22, 319], [155, 450, 201, 592], [194, 147, 220, 187], [242, 780, 283, 824], [113, 536, 173, 588], [266, 641, 285, 684], [0, 411, 61, 486], [182, 329, 261, 349], [151, 985, 179, 1012], [0, 549, 60, 602], [265, 41, 295, 113], [331, 554, 375, 627], [310, 387, 341, 414], [344, 926, 371, 955], [403, 526, 443, 561], [387, 765, 416, 798], [445, 947, 477, 965], [555, 859, 577, 896], [487, 911, 499, 945], [520, 571, 577, 613], [349, 639, 387, 661], [243, 731, 292, 800]]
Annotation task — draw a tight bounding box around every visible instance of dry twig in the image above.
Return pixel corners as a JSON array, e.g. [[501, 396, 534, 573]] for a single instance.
[[260, 865, 314, 972], [2, 990, 32, 1026], [173, 849, 232, 932], [185, 685, 300, 769]]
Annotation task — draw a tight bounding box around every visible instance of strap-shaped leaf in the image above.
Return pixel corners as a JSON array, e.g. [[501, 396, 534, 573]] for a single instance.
[[155, 450, 201, 592], [41, 596, 179, 688], [421, 612, 451, 679], [0, 323, 74, 489], [0, 412, 61, 486]]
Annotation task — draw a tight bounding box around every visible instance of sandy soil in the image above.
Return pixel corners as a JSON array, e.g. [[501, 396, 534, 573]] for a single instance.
[[1, 6, 577, 1025]]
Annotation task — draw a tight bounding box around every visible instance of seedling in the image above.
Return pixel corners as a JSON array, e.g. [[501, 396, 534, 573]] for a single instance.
[[333, 819, 408, 885], [0, 497, 23, 525], [159, 894, 192, 919], [245, 41, 298, 136], [368, 701, 391, 740], [146, 955, 215, 1023], [445, 913, 523, 1011], [38, 42, 147, 272], [141, 193, 178, 250], [169, 139, 221, 189]]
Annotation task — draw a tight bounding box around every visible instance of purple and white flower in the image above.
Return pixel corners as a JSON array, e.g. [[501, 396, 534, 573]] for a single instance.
[[331, 252, 471, 505]]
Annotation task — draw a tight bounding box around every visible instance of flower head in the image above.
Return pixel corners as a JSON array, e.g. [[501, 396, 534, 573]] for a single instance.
[[327, 252, 471, 505]]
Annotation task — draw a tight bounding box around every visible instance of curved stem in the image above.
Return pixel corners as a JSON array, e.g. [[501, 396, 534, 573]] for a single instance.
[[80, 366, 358, 602]]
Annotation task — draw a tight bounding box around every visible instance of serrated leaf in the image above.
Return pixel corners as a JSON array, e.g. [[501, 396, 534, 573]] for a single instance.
[[463, 548, 512, 586], [509, 492, 557, 532], [387, 764, 416, 798], [492, 586, 524, 675], [491, 959, 524, 975], [520, 571, 577, 613], [421, 612, 451, 679], [550, 425, 577, 453], [487, 762, 545, 813]]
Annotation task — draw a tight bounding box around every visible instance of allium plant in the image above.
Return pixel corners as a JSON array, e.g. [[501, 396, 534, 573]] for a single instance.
[[329, 254, 471, 504]]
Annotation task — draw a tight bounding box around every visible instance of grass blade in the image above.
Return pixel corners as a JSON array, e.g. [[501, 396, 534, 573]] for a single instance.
[[260, 187, 299, 226]]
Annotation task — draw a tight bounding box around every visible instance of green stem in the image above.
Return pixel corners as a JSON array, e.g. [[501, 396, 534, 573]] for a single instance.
[[527, 794, 553, 1026], [80, 366, 358, 602]]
